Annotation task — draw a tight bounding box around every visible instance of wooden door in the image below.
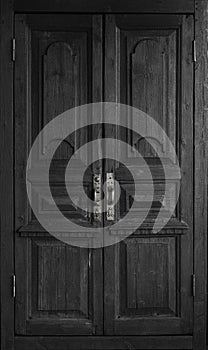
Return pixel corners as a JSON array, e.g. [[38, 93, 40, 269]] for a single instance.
[[104, 14, 194, 336], [15, 11, 194, 348], [15, 14, 103, 336]]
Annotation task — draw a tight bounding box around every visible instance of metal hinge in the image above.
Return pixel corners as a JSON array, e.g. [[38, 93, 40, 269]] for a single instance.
[[193, 40, 196, 63], [12, 38, 16, 62], [12, 275, 16, 298], [92, 324, 97, 335], [88, 250, 92, 269], [192, 274, 196, 297]]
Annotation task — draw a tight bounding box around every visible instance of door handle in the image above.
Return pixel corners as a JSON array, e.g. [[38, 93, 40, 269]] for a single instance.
[[93, 174, 102, 222], [106, 173, 115, 221], [93, 172, 115, 222]]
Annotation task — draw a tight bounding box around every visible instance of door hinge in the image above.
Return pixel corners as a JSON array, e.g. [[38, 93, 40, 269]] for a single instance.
[[192, 40, 196, 63], [88, 250, 92, 269], [12, 275, 16, 298], [192, 274, 196, 297], [92, 324, 97, 335], [12, 38, 16, 62]]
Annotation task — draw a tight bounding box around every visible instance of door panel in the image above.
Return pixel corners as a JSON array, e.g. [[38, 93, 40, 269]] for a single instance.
[[15, 11, 194, 345], [26, 239, 92, 335], [15, 14, 103, 335], [104, 14, 193, 335], [119, 237, 177, 317]]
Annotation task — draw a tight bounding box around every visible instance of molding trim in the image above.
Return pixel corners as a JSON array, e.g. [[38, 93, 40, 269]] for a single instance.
[[194, 0, 208, 349], [0, 0, 14, 349], [14, 0, 194, 13]]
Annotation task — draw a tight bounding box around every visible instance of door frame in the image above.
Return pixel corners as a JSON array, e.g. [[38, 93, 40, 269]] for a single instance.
[[0, 0, 207, 349]]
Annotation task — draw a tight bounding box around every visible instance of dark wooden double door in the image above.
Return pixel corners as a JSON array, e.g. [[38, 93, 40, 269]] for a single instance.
[[15, 12, 194, 349]]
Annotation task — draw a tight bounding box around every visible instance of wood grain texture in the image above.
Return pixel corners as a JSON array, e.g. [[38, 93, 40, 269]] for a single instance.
[[1, 3, 206, 348], [14, 15, 30, 334], [108, 14, 183, 223], [37, 242, 88, 313], [124, 238, 176, 315], [179, 13, 194, 334], [0, 0, 14, 349], [14, 14, 103, 336], [194, 1, 208, 349], [91, 18, 104, 334], [91, 15, 103, 176], [104, 14, 194, 337], [105, 238, 188, 336], [14, 335, 193, 350], [14, 0, 195, 13]]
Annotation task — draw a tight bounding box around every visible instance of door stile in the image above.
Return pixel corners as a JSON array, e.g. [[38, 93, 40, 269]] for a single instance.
[[103, 14, 121, 335], [179, 14, 194, 333], [91, 15, 104, 335]]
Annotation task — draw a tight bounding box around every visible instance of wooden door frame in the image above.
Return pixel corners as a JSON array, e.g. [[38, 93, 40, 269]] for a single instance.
[[0, 0, 207, 349]]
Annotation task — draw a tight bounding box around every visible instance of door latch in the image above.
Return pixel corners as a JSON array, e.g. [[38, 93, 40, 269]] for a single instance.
[[106, 173, 115, 221], [93, 174, 102, 221]]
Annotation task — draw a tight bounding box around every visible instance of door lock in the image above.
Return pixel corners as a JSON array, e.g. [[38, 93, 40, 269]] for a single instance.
[[93, 174, 102, 221], [93, 172, 115, 222], [106, 173, 115, 221]]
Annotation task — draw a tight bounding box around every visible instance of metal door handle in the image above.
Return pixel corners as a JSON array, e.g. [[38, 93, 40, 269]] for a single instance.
[[106, 173, 115, 221], [93, 174, 102, 221]]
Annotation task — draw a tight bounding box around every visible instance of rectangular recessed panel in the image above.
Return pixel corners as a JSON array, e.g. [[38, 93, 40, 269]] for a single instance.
[[118, 237, 177, 317], [31, 240, 90, 318]]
